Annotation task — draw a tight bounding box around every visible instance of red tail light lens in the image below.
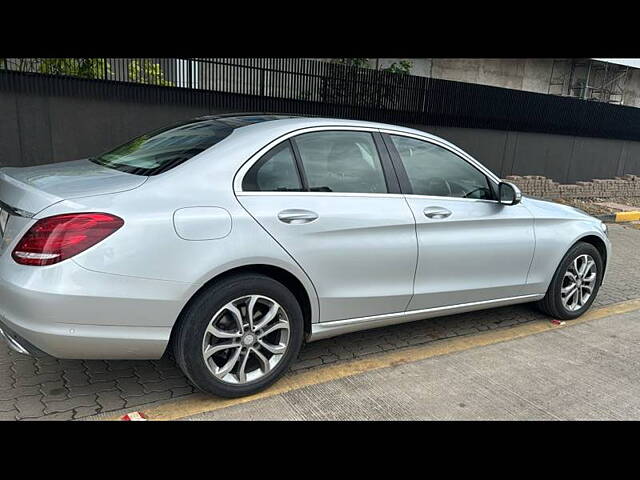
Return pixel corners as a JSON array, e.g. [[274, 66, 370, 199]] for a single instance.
[[12, 213, 124, 266]]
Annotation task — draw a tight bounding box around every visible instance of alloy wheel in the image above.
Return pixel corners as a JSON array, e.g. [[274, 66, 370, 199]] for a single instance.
[[202, 295, 290, 384], [560, 254, 597, 312]]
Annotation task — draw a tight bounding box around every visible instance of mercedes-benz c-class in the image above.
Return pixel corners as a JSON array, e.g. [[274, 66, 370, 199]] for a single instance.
[[0, 114, 611, 397]]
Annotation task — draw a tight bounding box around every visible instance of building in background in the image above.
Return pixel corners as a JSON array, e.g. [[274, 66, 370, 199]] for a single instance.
[[318, 58, 640, 107]]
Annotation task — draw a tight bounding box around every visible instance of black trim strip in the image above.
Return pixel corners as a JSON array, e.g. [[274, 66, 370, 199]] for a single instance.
[[381, 133, 413, 195], [289, 138, 310, 192], [0, 199, 34, 218], [372, 132, 401, 194]]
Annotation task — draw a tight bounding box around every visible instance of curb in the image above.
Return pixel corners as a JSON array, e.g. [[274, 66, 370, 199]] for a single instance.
[[597, 211, 640, 223]]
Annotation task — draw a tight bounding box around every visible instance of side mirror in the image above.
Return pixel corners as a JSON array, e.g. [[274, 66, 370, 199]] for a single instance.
[[498, 182, 522, 205]]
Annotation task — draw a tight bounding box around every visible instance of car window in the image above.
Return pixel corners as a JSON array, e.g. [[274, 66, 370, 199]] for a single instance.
[[242, 142, 302, 192], [90, 119, 235, 176], [390, 135, 493, 200], [293, 131, 388, 194]]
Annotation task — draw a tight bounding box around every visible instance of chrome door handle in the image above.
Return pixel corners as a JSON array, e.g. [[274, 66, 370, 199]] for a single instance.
[[423, 206, 452, 219], [278, 209, 319, 224]]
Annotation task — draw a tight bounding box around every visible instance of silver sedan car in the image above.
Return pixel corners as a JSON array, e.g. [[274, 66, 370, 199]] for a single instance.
[[0, 114, 611, 397]]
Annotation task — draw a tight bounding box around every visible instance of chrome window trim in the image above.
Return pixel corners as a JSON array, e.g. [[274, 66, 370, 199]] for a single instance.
[[402, 193, 501, 205], [235, 191, 404, 199], [234, 125, 504, 203], [233, 125, 382, 194], [235, 190, 502, 205], [378, 128, 502, 186]]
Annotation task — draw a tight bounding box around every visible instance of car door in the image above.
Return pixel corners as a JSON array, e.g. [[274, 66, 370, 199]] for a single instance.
[[382, 132, 536, 311], [235, 128, 417, 323]]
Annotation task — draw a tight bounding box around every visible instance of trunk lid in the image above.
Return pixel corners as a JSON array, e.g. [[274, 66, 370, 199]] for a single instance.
[[0, 159, 148, 216]]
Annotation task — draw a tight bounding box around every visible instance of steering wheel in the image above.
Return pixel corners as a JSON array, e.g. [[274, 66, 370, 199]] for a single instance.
[[425, 177, 452, 197], [463, 186, 488, 199]]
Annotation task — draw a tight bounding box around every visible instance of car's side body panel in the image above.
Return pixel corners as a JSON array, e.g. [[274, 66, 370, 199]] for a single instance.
[[520, 196, 611, 295], [405, 196, 536, 310], [238, 192, 417, 322]]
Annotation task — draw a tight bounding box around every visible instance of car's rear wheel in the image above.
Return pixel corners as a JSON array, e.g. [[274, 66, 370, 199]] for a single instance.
[[537, 241, 603, 320], [173, 273, 304, 397]]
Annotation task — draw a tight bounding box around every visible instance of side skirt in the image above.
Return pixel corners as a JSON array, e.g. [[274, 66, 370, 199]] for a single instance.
[[307, 294, 545, 342]]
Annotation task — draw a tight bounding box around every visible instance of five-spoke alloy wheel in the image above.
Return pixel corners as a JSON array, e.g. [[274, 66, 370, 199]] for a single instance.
[[174, 273, 304, 397]]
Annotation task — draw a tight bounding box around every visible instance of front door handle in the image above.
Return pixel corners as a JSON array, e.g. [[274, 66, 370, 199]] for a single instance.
[[278, 209, 319, 224], [423, 206, 452, 219]]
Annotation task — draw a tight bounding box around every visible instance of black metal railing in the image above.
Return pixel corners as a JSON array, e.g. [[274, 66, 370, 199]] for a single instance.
[[2, 57, 640, 142], [0, 58, 423, 111]]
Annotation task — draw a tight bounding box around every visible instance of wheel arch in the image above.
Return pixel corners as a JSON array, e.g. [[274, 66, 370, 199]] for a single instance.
[[168, 264, 314, 354], [575, 234, 608, 276]]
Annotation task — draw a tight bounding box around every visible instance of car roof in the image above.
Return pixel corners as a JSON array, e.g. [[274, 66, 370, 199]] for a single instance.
[[194, 113, 444, 142]]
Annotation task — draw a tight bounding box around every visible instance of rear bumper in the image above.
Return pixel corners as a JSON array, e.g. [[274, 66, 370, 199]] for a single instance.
[[0, 254, 195, 359], [0, 321, 42, 355]]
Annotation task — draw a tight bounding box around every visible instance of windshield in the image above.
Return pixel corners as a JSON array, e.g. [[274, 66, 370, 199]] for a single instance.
[[89, 118, 236, 176]]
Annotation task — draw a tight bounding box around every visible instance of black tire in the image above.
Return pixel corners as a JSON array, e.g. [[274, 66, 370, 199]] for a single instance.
[[537, 241, 604, 320], [173, 273, 304, 397]]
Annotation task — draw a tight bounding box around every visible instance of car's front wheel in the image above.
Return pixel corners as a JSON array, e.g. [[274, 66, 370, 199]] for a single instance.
[[173, 273, 304, 397], [537, 241, 604, 320]]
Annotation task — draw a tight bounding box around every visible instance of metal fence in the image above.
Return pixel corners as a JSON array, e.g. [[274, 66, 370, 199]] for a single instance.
[[3, 57, 640, 142]]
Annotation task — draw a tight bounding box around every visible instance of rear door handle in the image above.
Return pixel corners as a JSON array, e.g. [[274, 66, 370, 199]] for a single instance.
[[278, 209, 319, 224], [423, 206, 452, 219]]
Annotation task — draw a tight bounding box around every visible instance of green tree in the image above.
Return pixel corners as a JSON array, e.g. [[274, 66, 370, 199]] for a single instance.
[[38, 58, 112, 78], [1, 58, 174, 86], [330, 58, 371, 69], [128, 59, 174, 86], [382, 60, 413, 75]]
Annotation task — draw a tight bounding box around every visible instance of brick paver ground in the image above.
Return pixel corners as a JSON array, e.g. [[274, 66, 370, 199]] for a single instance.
[[1, 224, 638, 420]]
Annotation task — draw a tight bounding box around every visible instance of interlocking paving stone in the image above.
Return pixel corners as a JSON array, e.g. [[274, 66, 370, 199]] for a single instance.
[[0, 224, 638, 420], [15, 395, 46, 419], [142, 377, 191, 394], [0, 399, 16, 412], [0, 409, 18, 420], [62, 370, 91, 387], [36, 411, 75, 421], [124, 390, 171, 408], [96, 390, 126, 411], [43, 395, 98, 414], [171, 386, 195, 397], [73, 405, 101, 419], [68, 381, 118, 397], [115, 378, 146, 397]]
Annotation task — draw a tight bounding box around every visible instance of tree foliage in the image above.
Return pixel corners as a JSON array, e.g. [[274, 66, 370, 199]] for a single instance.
[[128, 60, 174, 86], [38, 58, 112, 78], [0, 58, 173, 86]]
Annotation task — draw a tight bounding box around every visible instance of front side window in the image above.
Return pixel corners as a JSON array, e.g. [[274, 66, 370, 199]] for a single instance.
[[293, 131, 388, 194], [390, 135, 493, 200], [242, 142, 302, 192]]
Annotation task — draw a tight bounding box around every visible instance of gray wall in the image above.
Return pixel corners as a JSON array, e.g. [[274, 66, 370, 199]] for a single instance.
[[411, 125, 640, 183], [2, 88, 640, 183], [0, 90, 227, 169]]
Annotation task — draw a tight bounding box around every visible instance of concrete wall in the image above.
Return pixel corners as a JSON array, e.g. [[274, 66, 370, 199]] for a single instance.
[[410, 124, 640, 184], [0, 90, 226, 168], [369, 59, 555, 94], [623, 69, 640, 108], [370, 58, 640, 108]]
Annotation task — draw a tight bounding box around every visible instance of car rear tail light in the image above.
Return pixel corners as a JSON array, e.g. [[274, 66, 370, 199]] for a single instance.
[[12, 213, 124, 266]]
